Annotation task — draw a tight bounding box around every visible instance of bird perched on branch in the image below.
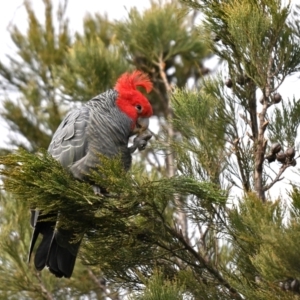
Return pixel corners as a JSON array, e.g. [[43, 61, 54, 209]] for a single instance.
[[29, 70, 153, 278]]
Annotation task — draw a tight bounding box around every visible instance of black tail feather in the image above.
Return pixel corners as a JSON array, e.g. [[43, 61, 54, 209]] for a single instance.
[[47, 237, 64, 277], [29, 211, 56, 267], [34, 225, 55, 270], [47, 236, 79, 278], [29, 212, 81, 278]]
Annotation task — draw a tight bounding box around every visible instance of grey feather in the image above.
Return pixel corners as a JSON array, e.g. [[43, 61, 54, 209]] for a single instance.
[[29, 89, 134, 278]]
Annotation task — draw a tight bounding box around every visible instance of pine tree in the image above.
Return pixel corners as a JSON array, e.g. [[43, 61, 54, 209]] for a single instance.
[[3, 0, 300, 299], [176, 0, 300, 298], [0, 0, 213, 299]]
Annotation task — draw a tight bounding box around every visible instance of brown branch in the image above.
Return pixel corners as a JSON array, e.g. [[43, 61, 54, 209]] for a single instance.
[[263, 164, 289, 192], [155, 54, 188, 239], [239, 113, 252, 127], [254, 54, 275, 201], [265, 56, 274, 98], [146, 152, 162, 172], [261, 120, 269, 131], [87, 268, 120, 300], [36, 272, 54, 300], [156, 54, 172, 94], [246, 131, 254, 140]]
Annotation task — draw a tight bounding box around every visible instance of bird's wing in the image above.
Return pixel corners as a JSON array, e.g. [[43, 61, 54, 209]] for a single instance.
[[48, 106, 90, 168], [29, 106, 90, 277]]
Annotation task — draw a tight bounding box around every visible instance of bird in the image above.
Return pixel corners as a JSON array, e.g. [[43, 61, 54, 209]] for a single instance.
[[28, 70, 153, 278]]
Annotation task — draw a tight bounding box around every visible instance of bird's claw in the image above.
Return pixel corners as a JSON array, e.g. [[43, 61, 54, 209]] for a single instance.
[[92, 185, 104, 196], [92, 185, 110, 197], [129, 132, 152, 153], [92, 185, 118, 198], [137, 140, 147, 151]]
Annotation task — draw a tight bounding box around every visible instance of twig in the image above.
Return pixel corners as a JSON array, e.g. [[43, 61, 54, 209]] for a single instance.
[[239, 113, 252, 127], [155, 53, 188, 238], [166, 225, 244, 300], [263, 164, 289, 192], [36, 272, 54, 300], [87, 268, 120, 300]]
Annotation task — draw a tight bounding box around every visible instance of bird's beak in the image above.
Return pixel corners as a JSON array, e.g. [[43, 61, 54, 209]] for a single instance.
[[132, 117, 150, 135]]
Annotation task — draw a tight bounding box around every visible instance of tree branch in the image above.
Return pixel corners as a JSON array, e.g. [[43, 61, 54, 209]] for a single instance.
[[35, 272, 54, 300], [263, 164, 289, 192], [156, 54, 188, 239], [166, 225, 244, 300]]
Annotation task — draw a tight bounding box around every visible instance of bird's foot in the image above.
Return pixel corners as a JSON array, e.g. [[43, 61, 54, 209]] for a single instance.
[[92, 186, 118, 198], [129, 132, 152, 153], [92, 185, 106, 196]]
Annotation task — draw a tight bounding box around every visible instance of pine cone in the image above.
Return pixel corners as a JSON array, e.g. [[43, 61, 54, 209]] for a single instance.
[[276, 152, 287, 164], [265, 153, 276, 163], [270, 143, 281, 155], [285, 147, 295, 159], [272, 93, 282, 104], [225, 78, 233, 88]]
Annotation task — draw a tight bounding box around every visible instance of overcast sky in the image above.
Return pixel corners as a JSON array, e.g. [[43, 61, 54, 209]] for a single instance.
[[0, 0, 151, 60]]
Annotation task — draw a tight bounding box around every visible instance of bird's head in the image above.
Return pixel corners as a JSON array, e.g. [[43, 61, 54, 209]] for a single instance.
[[115, 70, 153, 135]]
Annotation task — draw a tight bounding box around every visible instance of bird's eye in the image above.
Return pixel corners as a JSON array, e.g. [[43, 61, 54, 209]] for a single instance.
[[136, 104, 142, 113]]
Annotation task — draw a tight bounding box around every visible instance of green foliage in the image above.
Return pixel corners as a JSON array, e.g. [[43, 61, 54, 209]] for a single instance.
[[2, 0, 300, 298], [0, 0, 214, 298], [223, 192, 300, 299], [187, 0, 300, 90], [229, 195, 282, 278], [171, 79, 230, 184], [221, 0, 298, 88], [116, 1, 205, 64], [57, 15, 129, 101], [128, 270, 185, 300], [0, 193, 108, 300], [268, 97, 300, 147], [0, 148, 227, 292], [0, 0, 71, 150], [177, 2, 300, 297], [182, 0, 300, 200]]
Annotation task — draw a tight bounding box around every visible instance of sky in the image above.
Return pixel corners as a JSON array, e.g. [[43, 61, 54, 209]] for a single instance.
[[1, 0, 300, 200], [0, 0, 151, 58]]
